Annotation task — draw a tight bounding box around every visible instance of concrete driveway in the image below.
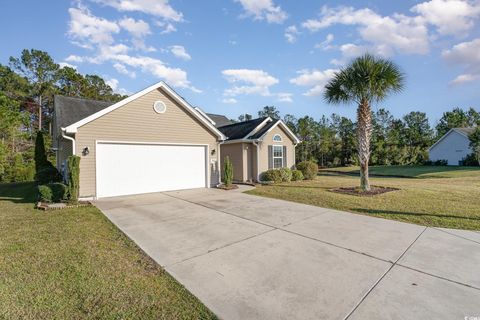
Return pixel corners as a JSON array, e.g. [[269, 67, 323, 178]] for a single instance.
[[95, 186, 480, 320]]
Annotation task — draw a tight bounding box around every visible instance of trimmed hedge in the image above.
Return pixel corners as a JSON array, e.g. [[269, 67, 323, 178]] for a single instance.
[[67, 155, 81, 202], [291, 169, 304, 181], [296, 161, 318, 180], [262, 168, 293, 183], [38, 183, 68, 203]]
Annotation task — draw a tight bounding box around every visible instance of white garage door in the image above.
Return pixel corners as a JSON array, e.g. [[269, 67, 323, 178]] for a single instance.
[[96, 142, 207, 198]]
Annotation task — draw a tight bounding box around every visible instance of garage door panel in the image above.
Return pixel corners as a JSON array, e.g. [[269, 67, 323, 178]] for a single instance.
[[97, 143, 206, 198]]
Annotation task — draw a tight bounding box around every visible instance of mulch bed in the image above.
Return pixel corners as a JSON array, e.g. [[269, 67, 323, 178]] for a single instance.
[[330, 185, 399, 196], [216, 184, 239, 190], [36, 201, 92, 211]]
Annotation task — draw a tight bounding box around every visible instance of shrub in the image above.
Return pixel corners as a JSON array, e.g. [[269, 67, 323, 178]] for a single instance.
[[291, 169, 304, 181], [38, 183, 69, 203], [278, 167, 292, 182], [296, 161, 318, 180], [38, 184, 53, 202], [223, 156, 233, 187], [261, 169, 282, 183], [67, 155, 81, 202], [262, 168, 293, 183], [36, 164, 62, 185], [34, 131, 49, 174], [461, 153, 479, 166]]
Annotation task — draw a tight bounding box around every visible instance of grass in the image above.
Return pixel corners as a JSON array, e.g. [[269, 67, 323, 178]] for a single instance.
[[0, 182, 216, 320], [323, 165, 480, 178], [247, 166, 480, 231]]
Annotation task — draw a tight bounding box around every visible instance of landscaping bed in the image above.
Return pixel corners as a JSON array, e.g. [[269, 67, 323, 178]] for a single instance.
[[330, 185, 399, 196]]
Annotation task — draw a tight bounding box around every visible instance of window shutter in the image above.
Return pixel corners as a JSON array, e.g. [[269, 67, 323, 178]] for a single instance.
[[268, 145, 273, 169], [283, 146, 287, 168]]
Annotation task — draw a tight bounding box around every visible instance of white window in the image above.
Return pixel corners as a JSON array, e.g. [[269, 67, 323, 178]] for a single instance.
[[273, 134, 282, 142], [273, 145, 283, 168]]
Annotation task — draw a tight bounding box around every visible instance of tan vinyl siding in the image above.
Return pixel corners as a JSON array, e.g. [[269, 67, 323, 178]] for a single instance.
[[220, 143, 244, 182], [258, 125, 295, 177], [75, 88, 218, 198]]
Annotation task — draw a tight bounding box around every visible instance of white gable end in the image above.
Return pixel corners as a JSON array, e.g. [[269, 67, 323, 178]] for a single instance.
[[429, 130, 472, 165]]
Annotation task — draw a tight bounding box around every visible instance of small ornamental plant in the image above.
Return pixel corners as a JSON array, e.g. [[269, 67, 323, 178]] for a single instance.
[[223, 156, 233, 187]]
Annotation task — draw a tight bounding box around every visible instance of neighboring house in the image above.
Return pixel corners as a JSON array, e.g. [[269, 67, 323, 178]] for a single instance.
[[428, 127, 475, 165], [53, 81, 226, 199], [216, 117, 300, 182]]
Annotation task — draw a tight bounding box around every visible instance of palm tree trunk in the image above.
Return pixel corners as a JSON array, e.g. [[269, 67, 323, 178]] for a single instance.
[[357, 99, 372, 191]]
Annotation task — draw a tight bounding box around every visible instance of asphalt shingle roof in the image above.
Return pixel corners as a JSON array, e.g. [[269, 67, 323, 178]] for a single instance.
[[54, 95, 113, 130], [454, 127, 476, 136], [248, 119, 279, 139], [206, 113, 233, 127], [217, 117, 268, 140]]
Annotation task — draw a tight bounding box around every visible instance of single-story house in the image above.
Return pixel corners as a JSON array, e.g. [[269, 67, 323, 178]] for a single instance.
[[216, 117, 300, 183], [53, 81, 227, 199], [53, 81, 298, 199], [428, 127, 475, 165]]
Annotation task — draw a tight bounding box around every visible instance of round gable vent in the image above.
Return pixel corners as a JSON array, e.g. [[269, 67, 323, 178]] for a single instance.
[[153, 100, 167, 114]]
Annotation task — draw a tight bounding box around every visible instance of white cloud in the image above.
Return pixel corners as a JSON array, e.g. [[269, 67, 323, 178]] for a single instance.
[[235, 0, 288, 23], [169, 45, 191, 60], [442, 38, 480, 85], [290, 68, 339, 96], [411, 0, 480, 36], [314, 33, 334, 50], [222, 69, 279, 96], [65, 54, 84, 63], [68, 6, 120, 47], [155, 21, 177, 34], [94, 0, 183, 22], [106, 77, 119, 90], [450, 73, 480, 85], [277, 92, 293, 103], [302, 6, 430, 56], [284, 25, 299, 43], [119, 17, 151, 37], [66, 3, 198, 92], [222, 98, 238, 104], [113, 63, 136, 78], [59, 62, 77, 69]]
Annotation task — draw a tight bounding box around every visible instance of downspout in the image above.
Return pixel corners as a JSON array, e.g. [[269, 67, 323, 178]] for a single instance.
[[217, 139, 226, 186], [61, 127, 76, 156], [252, 140, 260, 182]]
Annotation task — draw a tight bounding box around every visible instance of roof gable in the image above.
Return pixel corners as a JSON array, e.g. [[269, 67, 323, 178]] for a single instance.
[[63, 81, 226, 140], [428, 128, 471, 151], [217, 117, 268, 140]]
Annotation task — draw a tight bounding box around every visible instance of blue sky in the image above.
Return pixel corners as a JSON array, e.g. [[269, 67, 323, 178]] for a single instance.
[[0, 0, 479, 124]]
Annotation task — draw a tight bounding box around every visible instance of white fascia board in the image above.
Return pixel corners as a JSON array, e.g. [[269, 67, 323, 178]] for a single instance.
[[222, 138, 259, 145], [194, 106, 216, 126], [242, 117, 272, 139], [257, 120, 300, 144], [64, 81, 227, 140]]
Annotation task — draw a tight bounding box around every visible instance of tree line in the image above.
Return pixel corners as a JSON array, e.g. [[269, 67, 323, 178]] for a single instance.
[[241, 105, 480, 168], [0, 49, 125, 182]]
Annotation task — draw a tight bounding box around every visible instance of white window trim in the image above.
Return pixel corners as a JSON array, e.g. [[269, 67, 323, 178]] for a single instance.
[[273, 134, 282, 142], [273, 144, 283, 168]]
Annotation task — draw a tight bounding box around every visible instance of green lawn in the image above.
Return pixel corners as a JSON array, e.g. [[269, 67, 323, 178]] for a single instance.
[[323, 165, 480, 178], [0, 182, 216, 320], [247, 166, 480, 231]]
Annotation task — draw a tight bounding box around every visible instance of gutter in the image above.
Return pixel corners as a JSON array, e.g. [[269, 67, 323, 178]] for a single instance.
[[61, 127, 76, 155]]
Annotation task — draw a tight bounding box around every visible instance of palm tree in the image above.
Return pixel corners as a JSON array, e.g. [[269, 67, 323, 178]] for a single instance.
[[324, 54, 405, 191]]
